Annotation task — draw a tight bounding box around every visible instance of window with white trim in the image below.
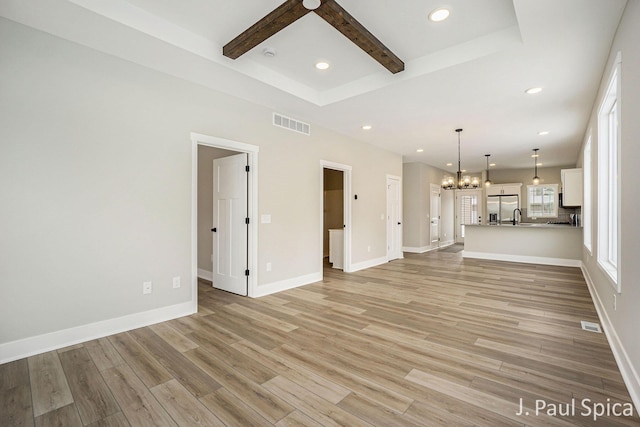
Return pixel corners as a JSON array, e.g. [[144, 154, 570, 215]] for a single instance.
[[526, 184, 558, 218], [458, 193, 479, 238], [597, 52, 621, 291], [583, 136, 592, 253]]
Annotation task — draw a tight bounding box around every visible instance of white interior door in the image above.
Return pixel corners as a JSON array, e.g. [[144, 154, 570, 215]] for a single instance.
[[430, 185, 441, 247], [212, 153, 248, 295], [455, 190, 482, 243], [387, 176, 402, 261]]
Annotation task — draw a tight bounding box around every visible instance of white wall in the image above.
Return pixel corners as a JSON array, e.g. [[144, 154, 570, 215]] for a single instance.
[[0, 18, 402, 359], [578, 0, 640, 410], [402, 162, 454, 251]]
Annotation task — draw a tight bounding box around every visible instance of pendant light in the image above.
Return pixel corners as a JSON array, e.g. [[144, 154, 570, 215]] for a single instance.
[[484, 154, 492, 187], [532, 148, 540, 184], [455, 128, 463, 188]]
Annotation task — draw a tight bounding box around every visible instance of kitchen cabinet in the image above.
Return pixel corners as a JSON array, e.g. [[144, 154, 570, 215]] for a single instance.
[[328, 229, 344, 269], [561, 168, 583, 206], [485, 183, 522, 196]]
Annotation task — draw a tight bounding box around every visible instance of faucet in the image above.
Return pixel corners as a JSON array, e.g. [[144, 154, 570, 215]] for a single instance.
[[513, 208, 522, 225]]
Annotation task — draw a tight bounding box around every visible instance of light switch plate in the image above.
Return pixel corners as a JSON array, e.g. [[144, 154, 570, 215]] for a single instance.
[[143, 281, 152, 294]]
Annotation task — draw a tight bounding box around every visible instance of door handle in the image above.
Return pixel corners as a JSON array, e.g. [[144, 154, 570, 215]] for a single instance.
[[211, 228, 217, 232]]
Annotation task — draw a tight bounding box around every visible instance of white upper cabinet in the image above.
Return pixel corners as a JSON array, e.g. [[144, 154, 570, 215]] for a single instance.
[[485, 183, 522, 196], [561, 168, 583, 207]]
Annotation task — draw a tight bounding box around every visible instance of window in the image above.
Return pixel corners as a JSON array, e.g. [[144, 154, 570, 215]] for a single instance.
[[583, 136, 592, 253], [597, 52, 621, 290], [527, 184, 558, 218], [456, 191, 480, 242], [459, 193, 479, 237]]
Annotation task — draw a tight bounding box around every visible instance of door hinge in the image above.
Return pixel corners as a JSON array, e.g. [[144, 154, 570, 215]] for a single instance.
[[245, 217, 250, 224], [245, 269, 250, 276], [245, 165, 250, 172]]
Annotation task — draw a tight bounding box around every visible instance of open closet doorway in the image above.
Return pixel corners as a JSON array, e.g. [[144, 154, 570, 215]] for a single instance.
[[192, 133, 259, 299], [323, 169, 344, 269], [320, 160, 352, 274]]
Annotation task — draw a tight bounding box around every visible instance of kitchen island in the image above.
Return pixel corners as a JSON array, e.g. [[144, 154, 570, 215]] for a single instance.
[[463, 224, 582, 267]]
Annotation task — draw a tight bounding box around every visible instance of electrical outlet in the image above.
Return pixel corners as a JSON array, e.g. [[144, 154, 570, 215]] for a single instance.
[[143, 281, 152, 294], [266, 262, 272, 272], [172, 276, 181, 289], [367, 245, 371, 252]]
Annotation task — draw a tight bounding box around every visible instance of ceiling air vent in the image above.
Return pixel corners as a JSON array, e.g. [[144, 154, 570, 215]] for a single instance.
[[580, 321, 602, 333], [273, 113, 311, 136]]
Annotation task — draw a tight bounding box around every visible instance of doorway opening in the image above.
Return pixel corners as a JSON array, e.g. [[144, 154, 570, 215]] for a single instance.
[[455, 189, 483, 243], [320, 160, 352, 275], [192, 133, 259, 301], [323, 169, 344, 270]]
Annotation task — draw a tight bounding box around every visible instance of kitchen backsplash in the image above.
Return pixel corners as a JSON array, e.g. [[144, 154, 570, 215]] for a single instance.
[[522, 206, 581, 225]]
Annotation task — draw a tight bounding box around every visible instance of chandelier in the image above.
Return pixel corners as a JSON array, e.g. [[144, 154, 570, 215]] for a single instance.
[[442, 129, 479, 190]]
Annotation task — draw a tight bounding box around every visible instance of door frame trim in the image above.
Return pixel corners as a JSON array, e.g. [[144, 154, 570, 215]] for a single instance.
[[320, 160, 352, 273], [191, 132, 259, 298]]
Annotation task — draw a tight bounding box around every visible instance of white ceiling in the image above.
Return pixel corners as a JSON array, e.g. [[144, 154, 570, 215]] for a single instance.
[[0, 0, 627, 172]]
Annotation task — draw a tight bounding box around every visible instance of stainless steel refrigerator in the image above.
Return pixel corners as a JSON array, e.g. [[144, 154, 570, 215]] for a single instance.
[[487, 194, 519, 224]]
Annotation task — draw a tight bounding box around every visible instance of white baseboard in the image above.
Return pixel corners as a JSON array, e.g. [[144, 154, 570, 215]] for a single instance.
[[581, 264, 640, 413], [0, 301, 196, 365], [348, 255, 391, 272], [403, 242, 454, 254], [197, 268, 213, 282], [251, 272, 323, 298], [462, 251, 582, 267], [402, 245, 433, 253]]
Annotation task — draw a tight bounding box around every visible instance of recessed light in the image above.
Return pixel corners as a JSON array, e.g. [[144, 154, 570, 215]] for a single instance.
[[538, 131, 549, 136], [490, 163, 496, 167], [531, 153, 539, 158], [362, 125, 372, 130], [461, 169, 467, 173], [446, 162, 453, 167], [429, 8, 450, 22], [525, 87, 543, 95], [537, 163, 543, 166], [315, 61, 330, 70], [416, 149, 424, 153]]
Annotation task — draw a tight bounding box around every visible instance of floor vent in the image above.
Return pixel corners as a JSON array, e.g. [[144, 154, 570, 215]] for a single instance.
[[273, 113, 311, 136], [581, 320, 602, 333]]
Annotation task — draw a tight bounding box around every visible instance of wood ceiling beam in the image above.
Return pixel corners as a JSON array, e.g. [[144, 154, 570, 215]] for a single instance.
[[223, 0, 312, 59], [314, 0, 405, 74], [223, 0, 405, 74]]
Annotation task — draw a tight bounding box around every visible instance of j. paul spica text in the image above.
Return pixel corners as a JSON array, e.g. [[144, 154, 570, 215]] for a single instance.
[[516, 397, 635, 421]]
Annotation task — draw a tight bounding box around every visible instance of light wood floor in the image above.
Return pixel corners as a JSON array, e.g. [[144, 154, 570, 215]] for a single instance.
[[2, 250, 639, 426]]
